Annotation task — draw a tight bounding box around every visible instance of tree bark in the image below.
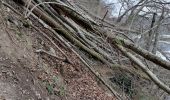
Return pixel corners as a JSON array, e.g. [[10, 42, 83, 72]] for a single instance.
[[115, 43, 170, 94], [112, 37, 170, 71], [10, 0, 170, 95], [152, 8, 164, 54], [146, 13, 157, 51]]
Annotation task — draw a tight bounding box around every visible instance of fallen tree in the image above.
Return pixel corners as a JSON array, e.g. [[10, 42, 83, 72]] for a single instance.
[[4, 0, 170, 97]]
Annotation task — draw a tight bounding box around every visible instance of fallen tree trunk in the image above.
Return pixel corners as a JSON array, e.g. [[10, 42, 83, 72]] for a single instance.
[[43, 0, 170, 71], [115, 43, 170, 94], [10, 0, 170, 95], [24, 2, 113, 65], [112, 37, 170, 71]]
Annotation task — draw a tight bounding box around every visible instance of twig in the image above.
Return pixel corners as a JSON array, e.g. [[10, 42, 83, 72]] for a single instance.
[[35, 49, 66, 61], [115, 43, 170, 94], [2, 2, 73, 64], [70, 45, 122, 100], [2, 1, 22, 16], [0, 1, 17, 45], [102, 10, 108, 21], [158, 49, 170, 61], [31, 24, 73, 64], [25, 0, 32, 18]]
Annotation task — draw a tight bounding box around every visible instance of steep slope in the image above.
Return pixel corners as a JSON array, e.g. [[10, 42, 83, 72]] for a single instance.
[[0, 1, 116, 100]]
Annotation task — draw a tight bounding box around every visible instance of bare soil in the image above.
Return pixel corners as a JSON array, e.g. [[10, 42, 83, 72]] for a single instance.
[[0, 2, 116, 100]]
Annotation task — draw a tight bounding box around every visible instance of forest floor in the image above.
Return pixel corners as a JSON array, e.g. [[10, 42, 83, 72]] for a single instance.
[[0, 2, 116, 100]]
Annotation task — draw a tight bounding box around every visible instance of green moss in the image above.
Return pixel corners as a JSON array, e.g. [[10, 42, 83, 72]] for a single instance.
[[114, 38, 123, 46], [15, 30, 22, 37], [59, 86, 65, 96], [46, 83, 53, 94]]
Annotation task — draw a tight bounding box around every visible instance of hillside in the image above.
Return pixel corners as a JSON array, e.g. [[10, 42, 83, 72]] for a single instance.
[[0, 0, 170, 100]]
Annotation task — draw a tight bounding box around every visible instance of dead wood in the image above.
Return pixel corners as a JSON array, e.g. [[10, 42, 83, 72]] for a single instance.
[[5, 0, 170, 95]]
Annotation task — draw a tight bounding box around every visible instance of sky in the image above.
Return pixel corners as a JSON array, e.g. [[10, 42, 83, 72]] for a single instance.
[[104, 0, 138, 17], [104, 0, 122, 16], [104, 0, 170, 17], [104, 0, 170, 56]]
